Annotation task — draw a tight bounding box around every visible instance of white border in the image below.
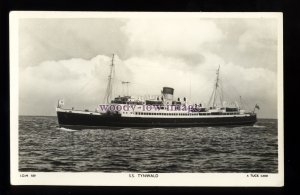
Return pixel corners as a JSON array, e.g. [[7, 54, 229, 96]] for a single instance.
[[10, 11, 284, 186]]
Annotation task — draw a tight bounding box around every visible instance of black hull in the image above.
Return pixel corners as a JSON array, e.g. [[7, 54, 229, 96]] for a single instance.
[[57, 111, 257, 130]]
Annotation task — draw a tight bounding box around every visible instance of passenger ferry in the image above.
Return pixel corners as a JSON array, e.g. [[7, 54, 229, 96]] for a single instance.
[[56, 54, 258, 129]]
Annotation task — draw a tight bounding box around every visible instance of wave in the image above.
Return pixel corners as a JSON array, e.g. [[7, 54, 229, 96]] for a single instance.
[[57, 127, 77, 132], [253, 125, 266, 128]]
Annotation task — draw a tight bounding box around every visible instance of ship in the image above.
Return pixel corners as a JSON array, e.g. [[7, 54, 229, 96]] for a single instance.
[[56, 54, 258, 130]]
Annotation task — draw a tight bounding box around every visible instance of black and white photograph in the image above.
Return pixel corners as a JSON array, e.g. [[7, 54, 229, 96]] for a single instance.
[[10, 12, 283, 186]]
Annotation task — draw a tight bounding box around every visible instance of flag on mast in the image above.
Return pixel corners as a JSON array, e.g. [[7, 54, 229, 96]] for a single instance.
[[255, 104, 260, 110]]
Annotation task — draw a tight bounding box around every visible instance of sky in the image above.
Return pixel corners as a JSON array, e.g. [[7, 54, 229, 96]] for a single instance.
[[18, 15, 280, 118]]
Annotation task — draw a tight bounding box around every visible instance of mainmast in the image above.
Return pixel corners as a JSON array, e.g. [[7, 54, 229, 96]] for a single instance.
[[104, 54, 115, 104]]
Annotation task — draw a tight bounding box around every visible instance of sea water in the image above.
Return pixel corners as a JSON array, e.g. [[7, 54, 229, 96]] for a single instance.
[[19, 116, 278, 173]]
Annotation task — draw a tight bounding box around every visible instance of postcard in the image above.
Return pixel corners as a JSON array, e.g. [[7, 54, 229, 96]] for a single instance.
[[10, 11, 283, 186]]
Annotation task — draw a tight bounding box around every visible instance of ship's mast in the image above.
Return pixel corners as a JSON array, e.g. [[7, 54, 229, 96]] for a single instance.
[[104, 54, 115, 104], [208, 65, 223, 108], [212, 65, 220, 107]]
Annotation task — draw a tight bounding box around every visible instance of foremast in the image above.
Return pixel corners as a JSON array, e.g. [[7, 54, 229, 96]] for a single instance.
[[208, 65, 223, 108], [104, 54, 115, 104]]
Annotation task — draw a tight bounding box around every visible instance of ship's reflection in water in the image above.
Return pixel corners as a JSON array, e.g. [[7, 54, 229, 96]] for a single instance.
[[19, 116, 278, 173]]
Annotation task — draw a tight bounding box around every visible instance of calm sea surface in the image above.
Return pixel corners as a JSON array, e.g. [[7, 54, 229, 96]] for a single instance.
[[19, 116, 278, 173]]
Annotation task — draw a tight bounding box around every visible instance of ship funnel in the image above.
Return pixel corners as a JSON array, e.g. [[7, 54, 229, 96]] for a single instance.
[[162, 87, 174, 101]]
